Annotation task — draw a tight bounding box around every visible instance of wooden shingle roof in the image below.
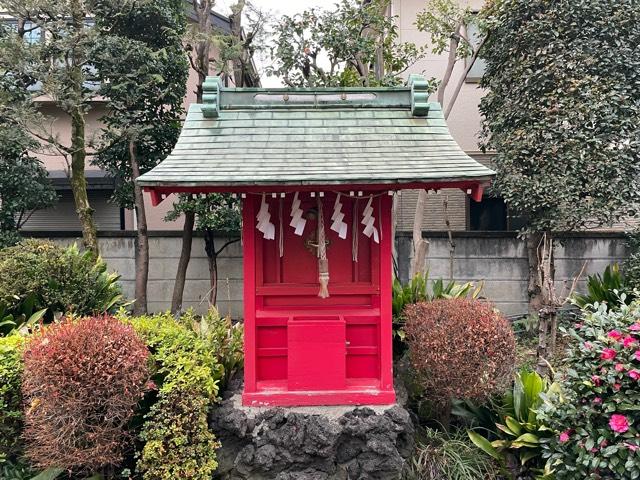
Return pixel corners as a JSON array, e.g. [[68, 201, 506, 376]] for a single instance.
[[137, 75, 495, 190]]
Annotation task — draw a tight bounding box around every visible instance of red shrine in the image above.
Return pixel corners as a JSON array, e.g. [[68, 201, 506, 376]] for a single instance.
[[137, 75, 494, 406]]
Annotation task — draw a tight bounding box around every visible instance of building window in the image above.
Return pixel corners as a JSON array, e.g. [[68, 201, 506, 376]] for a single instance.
[[470, 196, 507, 231], [464, 16, 487, 83]]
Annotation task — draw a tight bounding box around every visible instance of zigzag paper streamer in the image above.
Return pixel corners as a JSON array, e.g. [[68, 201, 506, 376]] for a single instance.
[[256, 193, 275, 240], [289, 192, 306, 236], [361, 196, 379, 244], [330, 193, 348, 239]]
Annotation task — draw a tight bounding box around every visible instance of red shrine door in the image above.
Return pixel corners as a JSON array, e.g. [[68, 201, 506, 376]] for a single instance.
[[242, 191, 395, 406]]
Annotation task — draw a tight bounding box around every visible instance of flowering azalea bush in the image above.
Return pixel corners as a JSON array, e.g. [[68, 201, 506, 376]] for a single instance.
[[538, 301, 640, 479]]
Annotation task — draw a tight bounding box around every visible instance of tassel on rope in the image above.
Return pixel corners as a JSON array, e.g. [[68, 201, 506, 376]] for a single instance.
[[317, 196, 330, 298]]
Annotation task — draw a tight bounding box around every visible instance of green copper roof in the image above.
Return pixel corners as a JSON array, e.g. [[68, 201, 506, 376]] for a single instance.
[[137, 75, 495, 189]]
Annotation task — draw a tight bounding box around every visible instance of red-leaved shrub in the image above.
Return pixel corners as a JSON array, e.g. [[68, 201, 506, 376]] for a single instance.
[[405, 298, 516, 409], [21, 316, 150, 473]]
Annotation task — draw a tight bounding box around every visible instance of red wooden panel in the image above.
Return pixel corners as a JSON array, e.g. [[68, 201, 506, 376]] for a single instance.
[[346, 354, 379, 379], [346, 324, 378, 347], [263, 295, 372, 308], [257, 356, 287, 381], [257, 193, 378, 287], [288, 319, 346, 391], [256, 326, 287, 348]]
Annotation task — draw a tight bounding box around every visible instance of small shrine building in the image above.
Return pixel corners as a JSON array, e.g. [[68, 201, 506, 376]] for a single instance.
[[137, 75, 495, 407]]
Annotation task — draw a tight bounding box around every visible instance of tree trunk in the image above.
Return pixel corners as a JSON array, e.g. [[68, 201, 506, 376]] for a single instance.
[[536, 311, 549, 375], [171, 210, 195, 314], [130, 140, 148, 315], [410, 189, 429, 277], [444, 35, 488, 119], [536, 232, 556, 376], [229, 0, 247, 87], [437, 25, 461, 106], [443, 194, 455, 281], [526, 232, 544, 315], [204, 228, 218, 305], [69, 108, 99, 256]]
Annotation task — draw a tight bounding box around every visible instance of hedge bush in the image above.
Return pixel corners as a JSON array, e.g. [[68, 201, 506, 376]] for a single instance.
[[404, 299, 516, 422], [0, 240, 122, 319], [22, 316, 150, 474], [0, 335, 24, 464], [538, 302, 640, 479], [129, 311, 223, 480]]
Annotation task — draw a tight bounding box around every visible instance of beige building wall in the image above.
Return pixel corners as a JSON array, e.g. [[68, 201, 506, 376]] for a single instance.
[[392, 0, 487, 231], [23, 43, 232, 232]]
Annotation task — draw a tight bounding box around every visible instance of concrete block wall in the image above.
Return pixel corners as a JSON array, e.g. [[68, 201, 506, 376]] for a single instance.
[[30, 231, 627, 319], [34, 232, 244, 318], [395, 232, 628, 317]]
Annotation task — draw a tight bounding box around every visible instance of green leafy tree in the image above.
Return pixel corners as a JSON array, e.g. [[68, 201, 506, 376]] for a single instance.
[[0, 129, 57, 248], [91, 0, 188, 314], [480, 0, 640, 369], [0, 0, 101, 255], [268, 0, 424, 87], [412, 0, 487, 279]]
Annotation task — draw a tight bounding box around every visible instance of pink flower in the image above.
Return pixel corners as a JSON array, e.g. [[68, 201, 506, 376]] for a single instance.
[[624, 442, 640, 452], [591, 375, 602, 386], [608, 330, 623, 341], [614, 383, 622, 391], [630, 324, 640, 331], [610, 414, 630, 433], [635, 350, 640, 361], [593, 397, 602, 404], [601, 348, 617, 360], [615, 363, 625, 372], [559, 430, 571, 443], [629, 370, 640, 380], [575, 323, 584, 329], [623, 336, 637, 348], [584, 341, 593, 350]]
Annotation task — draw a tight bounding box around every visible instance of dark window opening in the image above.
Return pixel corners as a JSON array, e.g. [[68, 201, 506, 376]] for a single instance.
[[470, 196, 507, 231]]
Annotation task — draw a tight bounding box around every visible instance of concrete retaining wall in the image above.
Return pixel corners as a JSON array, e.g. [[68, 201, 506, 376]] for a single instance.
[[27, 231, 628, 318]]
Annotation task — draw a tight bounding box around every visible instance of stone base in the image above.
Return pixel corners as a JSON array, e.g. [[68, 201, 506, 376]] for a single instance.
[[210, 381, 414, 480]]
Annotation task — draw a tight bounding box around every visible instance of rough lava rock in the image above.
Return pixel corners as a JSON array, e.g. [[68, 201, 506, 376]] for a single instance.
[[210, 378, 414, 480]]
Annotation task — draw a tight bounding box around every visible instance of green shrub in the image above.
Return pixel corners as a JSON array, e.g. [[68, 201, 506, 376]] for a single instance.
[[537, 302, 640, 479], [129, 311, 222, 480], [405, 428, 499, 480], [0, 335, 24, 464], [179, 307, 244, 390], [572, 263, 634, 310], [466, 369, 558, 479], [0, 240, 122, 321]]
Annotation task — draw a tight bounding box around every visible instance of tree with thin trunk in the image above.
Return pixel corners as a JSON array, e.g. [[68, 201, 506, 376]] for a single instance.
[[410, 0, 487, 278], [91, 0, 188, 315], [170, 0, 264, 314], [480, 0, 640, 371], [0, 0, 101, 255]]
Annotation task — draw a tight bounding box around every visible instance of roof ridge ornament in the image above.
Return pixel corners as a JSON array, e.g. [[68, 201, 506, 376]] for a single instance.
[[202, 76, 222, 118], [408, 74, 430, 117]]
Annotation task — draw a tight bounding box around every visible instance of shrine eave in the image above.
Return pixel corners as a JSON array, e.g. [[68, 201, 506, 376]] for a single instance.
[[137, 74, 496, 202]]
